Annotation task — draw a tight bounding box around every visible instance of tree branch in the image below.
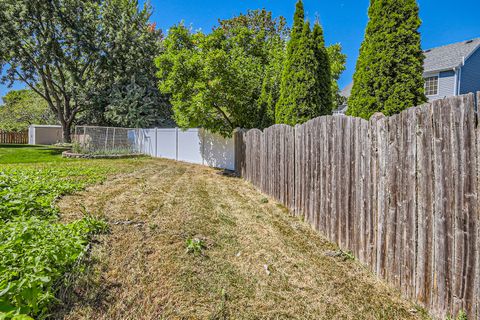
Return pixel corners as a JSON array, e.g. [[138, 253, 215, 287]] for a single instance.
[[13, 70, 48, 100], [212, 103, 234, 129]]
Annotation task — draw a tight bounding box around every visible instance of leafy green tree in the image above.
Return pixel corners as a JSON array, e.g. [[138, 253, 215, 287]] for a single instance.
[[0, 89, 57, 131], [326, 44, 347, 110], [347, 0, 426, 119], [0, 0, 101, 142], [0, 0, 171, 141], [276, 1, 332, 125], [156, 10, 287, 137]]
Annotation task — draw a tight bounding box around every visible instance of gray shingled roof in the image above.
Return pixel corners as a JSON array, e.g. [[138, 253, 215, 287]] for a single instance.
[[340, 38, 480, 98], [423, 38, 480, 73], [340, 82, 353, 99]]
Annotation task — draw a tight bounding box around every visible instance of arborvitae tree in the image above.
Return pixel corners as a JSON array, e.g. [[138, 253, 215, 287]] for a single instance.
[[347, 0, 426, 119], [276, 1, 320, 125], [312, 22, 333, 115]]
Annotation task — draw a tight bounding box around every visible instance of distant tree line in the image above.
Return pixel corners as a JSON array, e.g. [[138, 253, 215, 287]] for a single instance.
[[0, 89, 57, 132]]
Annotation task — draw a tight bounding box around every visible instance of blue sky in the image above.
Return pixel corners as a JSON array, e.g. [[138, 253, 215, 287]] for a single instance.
[[1, 0, 479, 98]]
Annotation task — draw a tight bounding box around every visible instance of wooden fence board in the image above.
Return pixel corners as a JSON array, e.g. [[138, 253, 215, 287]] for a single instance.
[[475, 92, 480, 319], [377, 114, 388, 278], [451, 95, 464, 316], [368, 115, 378, 272], [344, 117, 353, 249], [386, 113, 399, 285], [405, 107, 418, 299], [359, 119, 369, 264], [444, 98, 455, 315], [457, 94, 477, 316], [0, 130, 28, 144], [432, 98, 447, 316], [337, 118, 344, 246], [312, 119, 320, 230], [352, 119, 359, 258], [234, 93, 480, 319]]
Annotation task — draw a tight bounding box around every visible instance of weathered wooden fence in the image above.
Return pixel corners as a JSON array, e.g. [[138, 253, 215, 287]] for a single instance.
[[0, 130, 28, 144], [234, 93, 480, 319]]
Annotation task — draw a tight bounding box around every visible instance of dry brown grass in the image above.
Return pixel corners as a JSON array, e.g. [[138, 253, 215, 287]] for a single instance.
[[52, 158, 429, 320]]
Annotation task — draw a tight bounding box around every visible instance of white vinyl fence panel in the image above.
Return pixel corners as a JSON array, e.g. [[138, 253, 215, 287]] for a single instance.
[[139, 128, 234, 170], [202, 130, 235, 169], [155, 128, 177, 160], [177, 129, 203, 164]]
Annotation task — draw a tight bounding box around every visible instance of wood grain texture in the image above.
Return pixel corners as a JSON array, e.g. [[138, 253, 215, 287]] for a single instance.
[[234, 93, 480, 319]]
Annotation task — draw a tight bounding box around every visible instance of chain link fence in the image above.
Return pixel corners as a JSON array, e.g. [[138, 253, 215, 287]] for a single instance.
[[73, 126, 144, 155]]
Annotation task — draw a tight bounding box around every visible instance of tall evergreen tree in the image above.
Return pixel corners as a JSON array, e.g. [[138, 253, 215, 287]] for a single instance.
[[276, 1, 332, 125], [312, 22, 333, 115], [81, 0, 172, 128], [347, 0, 426, 119]]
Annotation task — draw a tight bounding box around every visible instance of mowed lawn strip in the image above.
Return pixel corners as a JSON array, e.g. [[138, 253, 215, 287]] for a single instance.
[[55, 158, 430, 320]]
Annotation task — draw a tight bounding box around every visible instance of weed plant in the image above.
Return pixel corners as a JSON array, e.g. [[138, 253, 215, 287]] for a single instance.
[[0, 165, 110, 319]]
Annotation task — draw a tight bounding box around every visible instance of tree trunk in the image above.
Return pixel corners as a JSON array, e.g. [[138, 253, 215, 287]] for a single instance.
[[62, 122, 72, 143]]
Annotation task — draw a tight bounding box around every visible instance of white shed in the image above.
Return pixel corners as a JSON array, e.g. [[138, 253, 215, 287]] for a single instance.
[[28, 125, 63, 145]]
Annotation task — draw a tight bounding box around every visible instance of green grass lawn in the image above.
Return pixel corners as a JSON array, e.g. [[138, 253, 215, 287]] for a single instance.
[[0, 144, 69, 164]]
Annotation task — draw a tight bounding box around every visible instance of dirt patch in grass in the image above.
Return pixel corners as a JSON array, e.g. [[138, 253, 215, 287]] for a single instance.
[[53, 158, 429, 320]]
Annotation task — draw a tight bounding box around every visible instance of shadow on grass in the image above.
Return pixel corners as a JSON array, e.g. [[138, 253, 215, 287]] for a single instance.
[[0, 144, 67, 152], [42, 148, 67, 156], [0, 144, 42, 149]]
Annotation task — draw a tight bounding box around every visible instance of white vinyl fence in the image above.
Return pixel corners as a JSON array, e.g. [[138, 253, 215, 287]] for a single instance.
[[139, 128, 235, 170], [72, 126, 235, 170]]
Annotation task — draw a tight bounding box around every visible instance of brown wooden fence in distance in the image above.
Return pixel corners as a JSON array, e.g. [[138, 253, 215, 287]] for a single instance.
[[234, 93, 480, 319], [0, 130, 28, 144]]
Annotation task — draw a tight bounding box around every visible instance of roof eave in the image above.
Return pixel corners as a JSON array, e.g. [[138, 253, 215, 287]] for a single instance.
[[423, 65, 461, 75]]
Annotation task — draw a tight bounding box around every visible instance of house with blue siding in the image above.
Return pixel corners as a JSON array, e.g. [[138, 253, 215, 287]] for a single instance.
[[337, 38, 480, 114], [423, 38, 480, 101]]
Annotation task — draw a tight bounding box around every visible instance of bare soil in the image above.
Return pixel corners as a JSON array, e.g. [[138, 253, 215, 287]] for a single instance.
[[53, 158, 428, 320]]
